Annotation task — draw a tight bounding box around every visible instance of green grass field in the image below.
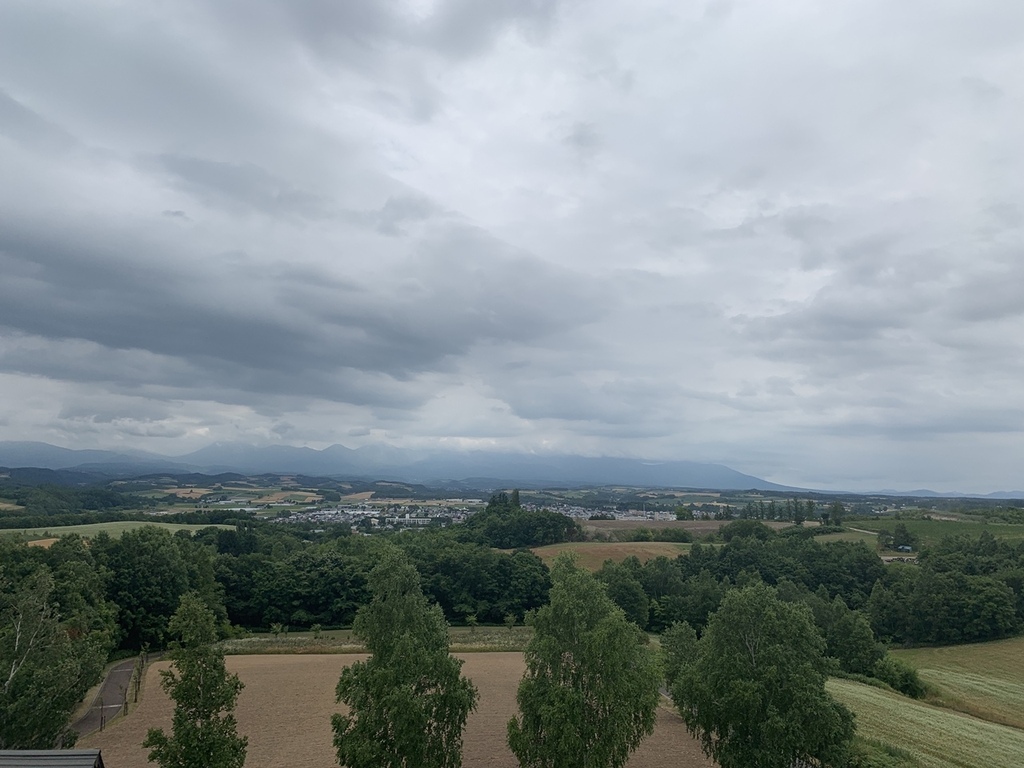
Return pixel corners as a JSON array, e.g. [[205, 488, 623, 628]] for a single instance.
[[893, 636, 1024, 729], [3, 520, 233, 541], [817, 529, 879, 546], [221, 625, 534, 655], [852, 517, 1024, 547], [828, 678, 1024, 768]]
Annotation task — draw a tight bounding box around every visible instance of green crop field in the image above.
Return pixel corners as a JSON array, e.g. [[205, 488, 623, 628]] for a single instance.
[[816, 529, 879, 546], [893, 636, 1024, 729], [852, 517, 1024, 547], [3, 520, 233, 541], [828, 678, 1024, 768]]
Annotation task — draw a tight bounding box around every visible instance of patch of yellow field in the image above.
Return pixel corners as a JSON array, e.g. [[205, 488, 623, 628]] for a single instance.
[[26, 537, 59, 548]]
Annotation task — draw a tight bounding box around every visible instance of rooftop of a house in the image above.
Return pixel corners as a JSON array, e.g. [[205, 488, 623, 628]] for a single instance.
[[0, 751, 105, 768]]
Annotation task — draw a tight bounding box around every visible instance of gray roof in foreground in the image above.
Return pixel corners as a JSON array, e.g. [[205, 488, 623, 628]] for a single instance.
[[0, 751, 104, 768]]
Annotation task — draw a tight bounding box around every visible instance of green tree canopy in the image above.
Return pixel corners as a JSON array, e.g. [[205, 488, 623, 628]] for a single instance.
[[457, 494, 582, 548], [595, 560, 650, 627], [332, 548, 478, 768], [507, 553, 661, 768], [93, 526, 224, 650], [668, 583, 854, 768], [0, 567, 109, 749], [143, 592, 247, 768]]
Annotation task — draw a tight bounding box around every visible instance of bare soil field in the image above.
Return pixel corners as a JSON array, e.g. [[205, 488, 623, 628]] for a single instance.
[[531, 542, 692, 571], [81, 654, 713, 768]]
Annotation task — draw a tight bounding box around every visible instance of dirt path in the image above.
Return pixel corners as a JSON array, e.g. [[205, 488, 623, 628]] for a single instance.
[[81, 654, 715, 767]]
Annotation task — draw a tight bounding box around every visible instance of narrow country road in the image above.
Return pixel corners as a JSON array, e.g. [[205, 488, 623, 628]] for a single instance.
[[73, 658, 138, 738]]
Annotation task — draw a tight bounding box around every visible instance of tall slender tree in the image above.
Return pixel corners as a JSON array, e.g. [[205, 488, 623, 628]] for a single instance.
[[332, 548, 478, 768], [507, 553, 661, 768], [144, 593, 246, 768]]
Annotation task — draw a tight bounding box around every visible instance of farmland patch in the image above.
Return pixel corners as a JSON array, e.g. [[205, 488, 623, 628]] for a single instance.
[[852, 518, 1024, 547], [828, 678, 1024, 768], [5, 521, 233, 541], [531, 541, 691, 571], [894, 636, 1024, 729], [81, 654, 712, 768]]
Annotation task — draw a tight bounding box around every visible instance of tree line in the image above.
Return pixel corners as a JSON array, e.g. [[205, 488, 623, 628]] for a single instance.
[[595, 520, 1023, 649]]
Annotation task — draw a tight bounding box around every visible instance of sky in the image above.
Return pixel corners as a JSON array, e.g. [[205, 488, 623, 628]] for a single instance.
[[1, 0, 1023, 493]]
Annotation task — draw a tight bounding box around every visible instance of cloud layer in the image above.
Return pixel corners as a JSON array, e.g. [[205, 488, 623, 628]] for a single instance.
[[2, 0, 1023, 491]]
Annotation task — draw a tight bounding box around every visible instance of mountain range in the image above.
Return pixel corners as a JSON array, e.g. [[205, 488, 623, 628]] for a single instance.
[[2, 442, 1020, 497], [0, 441, 793, 491]]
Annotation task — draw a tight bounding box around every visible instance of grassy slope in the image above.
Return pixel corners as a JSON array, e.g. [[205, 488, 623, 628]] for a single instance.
[[893, 636, 1024, 729], [828, 678, 1024, 768], [3, 520, 233, 540]]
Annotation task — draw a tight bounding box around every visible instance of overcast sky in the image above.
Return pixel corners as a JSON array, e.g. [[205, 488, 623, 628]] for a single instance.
[[1, 0, 1023, 492]]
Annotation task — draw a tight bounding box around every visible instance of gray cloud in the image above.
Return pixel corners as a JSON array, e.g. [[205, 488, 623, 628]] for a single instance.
[[0, 89, 78, 153], [422, 0, 563, 57], [1, 0, 1023, 491], [376, 194, 443, 235], [155, 154, 332, 219]]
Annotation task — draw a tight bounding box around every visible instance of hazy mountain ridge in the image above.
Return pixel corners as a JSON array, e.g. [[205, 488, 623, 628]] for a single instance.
[[4, 441, 1018, 496], [0, 441, 792, 491]]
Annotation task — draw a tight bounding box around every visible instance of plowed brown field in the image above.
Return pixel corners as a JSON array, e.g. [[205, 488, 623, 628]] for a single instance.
[[81, 653, 713, 767]]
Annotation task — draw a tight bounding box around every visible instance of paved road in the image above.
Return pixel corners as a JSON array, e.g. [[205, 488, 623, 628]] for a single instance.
[[73, 658, 138, 738]]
